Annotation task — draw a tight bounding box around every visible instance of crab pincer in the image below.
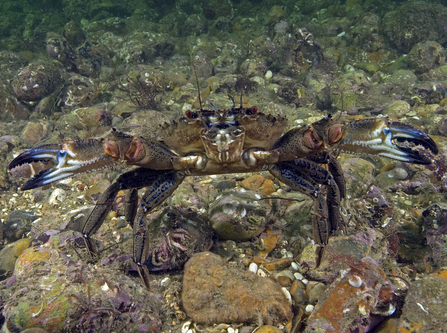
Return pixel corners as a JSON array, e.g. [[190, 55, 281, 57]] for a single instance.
[[8, 139, 120, 190], [336, 117, 438, 165]]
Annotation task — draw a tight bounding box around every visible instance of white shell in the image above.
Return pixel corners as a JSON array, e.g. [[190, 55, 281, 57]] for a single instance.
[[281, 287, 292, 304], [248, 262, 258, 274], [305, 304, 315, 313], [348, 275, 363, 288], [48, 188, 67, 206]]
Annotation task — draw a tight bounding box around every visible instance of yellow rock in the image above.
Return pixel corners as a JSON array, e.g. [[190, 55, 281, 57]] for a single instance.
[[260, 179, 276, 195], [241, 174, 265, 190]]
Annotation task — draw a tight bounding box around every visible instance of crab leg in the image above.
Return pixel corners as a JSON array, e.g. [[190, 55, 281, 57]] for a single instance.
[[337, 118, 438, 164], [8, 140, 120, 190], [80, 168, 184, 290], [132, 170, 185, 290], [8, 129, 178, 190]]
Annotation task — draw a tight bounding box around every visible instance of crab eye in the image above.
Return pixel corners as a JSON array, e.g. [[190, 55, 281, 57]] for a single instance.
[[245, 106, 258, 115], [185, 110, 198, 119]]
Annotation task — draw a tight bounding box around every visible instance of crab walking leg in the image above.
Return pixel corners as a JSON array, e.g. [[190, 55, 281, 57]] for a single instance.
[[81, 168, 174, 254], [269, 158, 341, 265], [306, 152, 346, 200], [125, 188, 139, 228], [132, 170, 185, 290]]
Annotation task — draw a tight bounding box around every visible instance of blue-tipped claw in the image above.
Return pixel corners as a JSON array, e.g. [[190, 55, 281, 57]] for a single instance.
[[8, 144, 62, 171], [9, 142, 118, 190], [389, 122, 438, 164]]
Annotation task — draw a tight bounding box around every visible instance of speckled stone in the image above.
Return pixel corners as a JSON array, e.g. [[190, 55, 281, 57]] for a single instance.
[[182, 251, 292, 325], [396, 276, 447, 332]]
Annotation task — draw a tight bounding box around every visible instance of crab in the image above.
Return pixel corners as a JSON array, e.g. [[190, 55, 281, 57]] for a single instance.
[[8, 103, 438, 290]]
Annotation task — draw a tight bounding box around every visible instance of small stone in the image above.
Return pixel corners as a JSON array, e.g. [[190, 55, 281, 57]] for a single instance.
[[253, 256, 267, 265], [240, 174, 265, 190], [20, 121, 49, 146], [305, 304, 315, 313], [249, 262, 258, 274], [383, 100, 411, 118], [277, 275, 292, 287], [306, 281, 327, 303], [0, 238, 32, 280], [264, 258, 293, 272], [260, 179, 276, 195], [161, 277, 171, 287], [290, 279, 307, 305]]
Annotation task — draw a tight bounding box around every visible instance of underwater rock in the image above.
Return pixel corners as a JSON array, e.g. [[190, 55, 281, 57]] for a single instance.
[[305, 257, 397, 332], [208, 190, 271, 241], [382, 2, 447, 53], [58, 75, 98, 112], [20, 120, 50, 146], [382, 100, 411, 118], [0, 238, 31, 281], [396, 275, 447, 332], [63, 21, 86, 47], [407, 41, 446, 74], [0, 230, 163, 332], [2, 210, 39, 243], [12, 61, 66, 103], [182, 251, 292, 325]]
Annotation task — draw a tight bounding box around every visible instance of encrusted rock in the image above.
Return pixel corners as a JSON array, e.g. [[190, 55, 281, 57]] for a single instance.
[[12, 61, 65, 102], [182, 251, 292, 325], [208, 190, 270, 241]]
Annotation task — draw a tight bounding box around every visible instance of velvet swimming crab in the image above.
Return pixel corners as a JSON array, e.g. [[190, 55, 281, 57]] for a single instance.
[[8, 103, 438, 289]]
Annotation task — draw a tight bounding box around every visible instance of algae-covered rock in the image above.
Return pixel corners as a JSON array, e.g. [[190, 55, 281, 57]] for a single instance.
[[1, 230, 163, 333], [209, 190, 271, 241], [182, 251, 292, 325]]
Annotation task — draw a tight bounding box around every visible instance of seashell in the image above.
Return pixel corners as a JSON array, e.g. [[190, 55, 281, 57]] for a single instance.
[[48, 188, 67, 206]]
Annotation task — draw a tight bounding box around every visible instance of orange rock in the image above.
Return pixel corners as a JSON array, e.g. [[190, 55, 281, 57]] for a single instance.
[[260, 179, 276, 195], [240, 174, 265, 190], [433, 268, 447, 280], [264, 258, 293, 272], [396, 320, 423, 333], [182, 252, 292, 325], [253, 256, 267, 265], [259, 230, 280, 257]]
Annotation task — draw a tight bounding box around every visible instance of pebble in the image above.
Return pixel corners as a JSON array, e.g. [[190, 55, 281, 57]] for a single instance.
[[260, 179, 276, 195], [277, 275, 292, 287], [240, 174, 265, 190], [0, 238, 31, 280], [290, 279, 307, 305], [249, 262, 258, 274], [264, 258, 293, 272], [48, 188, 67, 206], [281, 287, 292, 304], [291, 262, 300, 271], [306, 281, 327, 303], [305, 304, 315, 313], [161, 277, 171, 287]]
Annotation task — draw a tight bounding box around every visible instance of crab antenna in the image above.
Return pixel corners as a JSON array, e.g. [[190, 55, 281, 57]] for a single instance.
[[240, 90, 243, 108], [210, 102, 217, 111], [192, 64, 203, 111]]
